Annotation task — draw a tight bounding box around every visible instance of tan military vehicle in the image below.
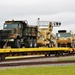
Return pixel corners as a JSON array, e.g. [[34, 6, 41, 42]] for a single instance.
[[37, 18, 61, 47], [56, 30, 74, 47]]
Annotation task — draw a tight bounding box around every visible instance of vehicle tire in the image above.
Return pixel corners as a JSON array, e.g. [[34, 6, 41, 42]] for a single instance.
[[33, 39, 37, 47], [25, 39, 37, 48], [49, 41, 54, 47], [72, 41, 74, 48], [58, 43, 60, 47], [0, 42, 4, 48], [29, 39, 33, 48], [24, 39, 28, 48], [24, 39, 33, 48], [14, 39, 21, 48]]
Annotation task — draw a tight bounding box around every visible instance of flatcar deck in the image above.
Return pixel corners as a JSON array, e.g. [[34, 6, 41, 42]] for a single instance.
[[0, 47, 74, 60], [0, 47, 72, 53]]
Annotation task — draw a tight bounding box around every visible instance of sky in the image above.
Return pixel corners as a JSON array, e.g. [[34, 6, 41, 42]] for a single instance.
[[0, 0, 75, 34]]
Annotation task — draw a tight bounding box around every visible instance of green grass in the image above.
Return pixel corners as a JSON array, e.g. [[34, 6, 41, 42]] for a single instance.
[[58, 57, 75, 61], [0, 65, 75, 75]]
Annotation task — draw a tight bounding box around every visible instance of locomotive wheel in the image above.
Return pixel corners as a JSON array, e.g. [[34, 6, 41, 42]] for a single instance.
[[1, 55, 5, 60], [14, 39, 21, 48]]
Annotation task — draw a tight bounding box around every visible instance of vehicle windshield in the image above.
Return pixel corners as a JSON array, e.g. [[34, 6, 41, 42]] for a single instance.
[[56, 33, 71, 38], [4, 23, 21, 29]]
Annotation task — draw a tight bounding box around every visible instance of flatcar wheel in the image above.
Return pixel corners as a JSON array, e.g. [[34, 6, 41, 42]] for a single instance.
[[59, 51, 63, 56], [48, 53, 51, 56], [0, 57, 1, 61], [0, 54, 5, 61], [45, 54, 48, 57], [1, 55, 5, 60], [55, 51, 59, 57]]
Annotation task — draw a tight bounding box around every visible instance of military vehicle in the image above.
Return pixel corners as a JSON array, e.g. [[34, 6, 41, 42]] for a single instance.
[[37, 18, 61, 47], [56, 30, 74, 47], [0, 20, 38, 48]]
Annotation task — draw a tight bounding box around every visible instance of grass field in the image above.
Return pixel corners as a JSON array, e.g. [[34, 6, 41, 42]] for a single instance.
[[0, 65, 75, 75]]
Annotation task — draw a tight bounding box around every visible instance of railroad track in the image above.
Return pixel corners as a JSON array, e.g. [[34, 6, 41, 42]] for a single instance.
[[0, 60, 75, 67], [2, 53, 75, 62], [0, 55, 75, 68]]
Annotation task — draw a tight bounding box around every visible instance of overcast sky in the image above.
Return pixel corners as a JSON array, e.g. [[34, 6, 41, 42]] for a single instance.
[[0, 0, 75, 34]]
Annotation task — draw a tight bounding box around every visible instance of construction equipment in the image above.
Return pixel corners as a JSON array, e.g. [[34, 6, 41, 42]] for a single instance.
[[37, 18, 61, 47], [56, 30, 75, 48], [0, 20, 38, 48]]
